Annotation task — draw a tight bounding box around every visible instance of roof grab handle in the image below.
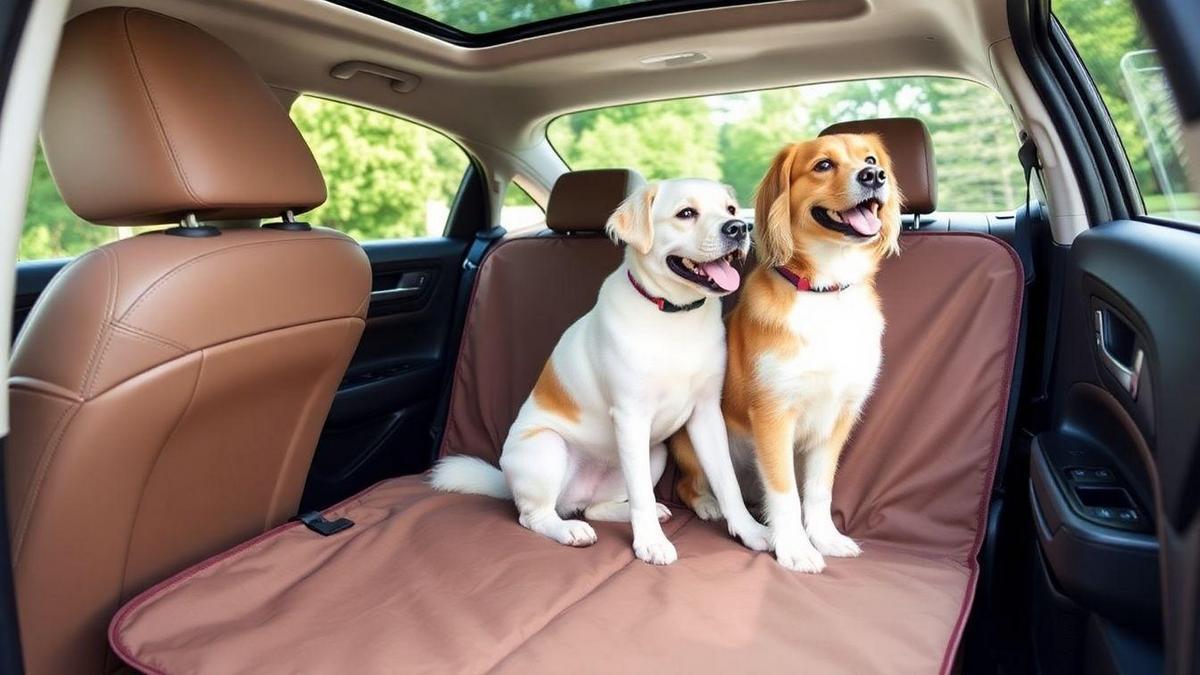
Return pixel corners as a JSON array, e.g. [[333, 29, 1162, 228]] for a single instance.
[[329, 61, 421, 93]]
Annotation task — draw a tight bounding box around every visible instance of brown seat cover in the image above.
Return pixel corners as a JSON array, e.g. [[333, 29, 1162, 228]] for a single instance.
[[10, 8, 369, 674], [109, 228, 1022, 673], [108, 124, 1021, 673], [439, 170, 637, 465]]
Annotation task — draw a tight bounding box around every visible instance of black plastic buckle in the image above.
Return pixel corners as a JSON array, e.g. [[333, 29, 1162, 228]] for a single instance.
[[293, 511, 354, 536]]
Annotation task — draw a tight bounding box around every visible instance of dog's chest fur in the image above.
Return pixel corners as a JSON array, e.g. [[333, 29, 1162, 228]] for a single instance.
[[756, 285, 884, 447]]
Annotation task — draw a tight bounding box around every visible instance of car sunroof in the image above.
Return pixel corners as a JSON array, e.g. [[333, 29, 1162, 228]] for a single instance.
[[329, 0, 772, 47], [382, 0, 645, 35]]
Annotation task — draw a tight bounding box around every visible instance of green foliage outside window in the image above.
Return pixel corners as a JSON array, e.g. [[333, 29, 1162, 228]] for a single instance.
[[550, 77, 1026, 212], [20, 148, 113, 261], [1055, 0, 1197, 222], [290, 96, 469, 241]]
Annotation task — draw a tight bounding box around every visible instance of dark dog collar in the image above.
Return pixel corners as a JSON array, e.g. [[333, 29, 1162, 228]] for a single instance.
[[774, 266, 852, 293], [627, 270, 706, 313]]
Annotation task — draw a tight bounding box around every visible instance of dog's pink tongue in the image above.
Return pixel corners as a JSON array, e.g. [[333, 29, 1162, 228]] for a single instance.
[[842, 205, 882, 236], [698, 258, 741, 292]]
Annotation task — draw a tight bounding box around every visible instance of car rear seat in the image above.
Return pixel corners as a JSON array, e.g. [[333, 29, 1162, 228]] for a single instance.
[[109, 134, 1024, 674]]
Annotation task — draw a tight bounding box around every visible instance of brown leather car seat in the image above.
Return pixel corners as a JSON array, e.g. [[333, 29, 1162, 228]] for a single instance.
[[439, 168, 642, 466], [7, 8, 370, 674]]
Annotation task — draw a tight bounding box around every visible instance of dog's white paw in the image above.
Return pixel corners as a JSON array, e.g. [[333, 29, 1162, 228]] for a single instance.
[[730, 519, 772, 552], [633, 535, 678, 565], [691, 494, 723, 521], [552, 519, 598, 547], [656, 503, 673, 522], [809, 529, 862, 558], [774, 534, 826, 573]]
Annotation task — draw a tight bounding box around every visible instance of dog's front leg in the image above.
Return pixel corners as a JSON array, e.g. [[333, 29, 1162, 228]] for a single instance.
[[803, 406, 862, 558], [749, 405, 826, 573], [685, 396, 771, 552], [612, 403, 677, 565]]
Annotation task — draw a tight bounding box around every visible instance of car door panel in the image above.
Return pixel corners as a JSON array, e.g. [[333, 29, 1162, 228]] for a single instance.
[[1031, 219, 1200, 674], [299, 235, 470, 512]]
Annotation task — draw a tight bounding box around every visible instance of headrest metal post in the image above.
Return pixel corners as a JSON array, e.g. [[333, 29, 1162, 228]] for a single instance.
[[263, 208, 312, 232], [165, 212, 221, 238]]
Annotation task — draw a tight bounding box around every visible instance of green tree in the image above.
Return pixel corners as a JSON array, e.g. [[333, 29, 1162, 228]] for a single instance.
[[1055, 0, 1192, 214], [291, 97, 469, 239], [555, 77, 1025, 212], [550, 98, 720, 182], [718, 88, 814, 202]]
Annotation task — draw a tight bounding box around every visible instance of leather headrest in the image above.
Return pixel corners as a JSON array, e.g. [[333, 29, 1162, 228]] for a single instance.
[[820, 117, 936, 214], [546, 169, 646, 233], [42, 8, 326, 226]]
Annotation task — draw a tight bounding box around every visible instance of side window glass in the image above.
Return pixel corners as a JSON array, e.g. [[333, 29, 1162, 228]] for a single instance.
[[1056, 0, 1197, 223], [500, 183, 544, 235], [548, 77, 1024, 213], [21, 146, 116, 260], [290, 96, 471, 239]]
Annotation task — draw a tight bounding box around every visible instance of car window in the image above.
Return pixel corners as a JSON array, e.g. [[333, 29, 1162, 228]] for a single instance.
[[548, 77, 1024, 213], [18, 97, 472, 261], [500, 183, 544, 235], [20, 147, 164, 261], [1055, 0, 1197, 223], [290, 96, 470, 239]]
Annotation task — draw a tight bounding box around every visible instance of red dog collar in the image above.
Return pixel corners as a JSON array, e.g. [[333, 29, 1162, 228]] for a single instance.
[[774, 266, 852, 293], [627, 270, 706, 313]]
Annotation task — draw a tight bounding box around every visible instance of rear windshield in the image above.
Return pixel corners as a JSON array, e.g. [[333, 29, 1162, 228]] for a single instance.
[[548, 77, 1023, 213]]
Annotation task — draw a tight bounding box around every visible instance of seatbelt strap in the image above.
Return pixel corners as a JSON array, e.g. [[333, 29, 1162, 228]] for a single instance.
[[1015, 134, 1040, 284], [1017, 133, 1062, 427], [463, 226, 505, 271], [427, 226, 506, 459]]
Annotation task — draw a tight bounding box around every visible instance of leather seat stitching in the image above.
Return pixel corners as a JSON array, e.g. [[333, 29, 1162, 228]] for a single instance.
[[84, 316, 363, 399], [77, 247, 117, 396], [114, 350, 204, 614], [118, 236, 360, 324], [113, 322, 188, 352], [11, 402, 81, 562], [121, 8, 203, 206]]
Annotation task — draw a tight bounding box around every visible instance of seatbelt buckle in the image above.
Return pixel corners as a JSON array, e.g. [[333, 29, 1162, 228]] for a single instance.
[[292, 511, 354, 536]]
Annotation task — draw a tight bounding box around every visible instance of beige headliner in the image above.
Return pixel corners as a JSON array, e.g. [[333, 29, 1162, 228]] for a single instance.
[[65, 0, 1086, 242]]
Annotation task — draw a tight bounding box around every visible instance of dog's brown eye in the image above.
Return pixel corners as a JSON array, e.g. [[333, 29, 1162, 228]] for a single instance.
[[814, 159, 834, 172], [726, 205, 737, 216], [865, 156, 877, 165], [676, 208, 697, 219]]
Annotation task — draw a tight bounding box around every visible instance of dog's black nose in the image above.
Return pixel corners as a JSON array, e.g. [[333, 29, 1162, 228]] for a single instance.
[[857, 166, 887, 189], [721, 219, 749, 240]]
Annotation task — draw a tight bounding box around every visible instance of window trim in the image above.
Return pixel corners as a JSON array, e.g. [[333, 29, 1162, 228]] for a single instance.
[[1048, 14, 1142, 220]]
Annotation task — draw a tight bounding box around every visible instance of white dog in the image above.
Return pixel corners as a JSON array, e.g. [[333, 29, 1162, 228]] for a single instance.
[[431, 178, 770, 565]]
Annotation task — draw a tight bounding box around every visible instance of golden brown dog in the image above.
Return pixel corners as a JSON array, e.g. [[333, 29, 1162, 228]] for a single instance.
[[670, 133, 901, 572]]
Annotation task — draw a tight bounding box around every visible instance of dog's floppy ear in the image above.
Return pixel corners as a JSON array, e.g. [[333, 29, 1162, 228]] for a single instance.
[[754, 144, 800, 268], [606, 182, 658, 255]]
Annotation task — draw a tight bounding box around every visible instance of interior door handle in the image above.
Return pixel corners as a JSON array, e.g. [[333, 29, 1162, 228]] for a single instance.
[[1094, 310, 1145, 399], [371, 271, 429, 303]]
